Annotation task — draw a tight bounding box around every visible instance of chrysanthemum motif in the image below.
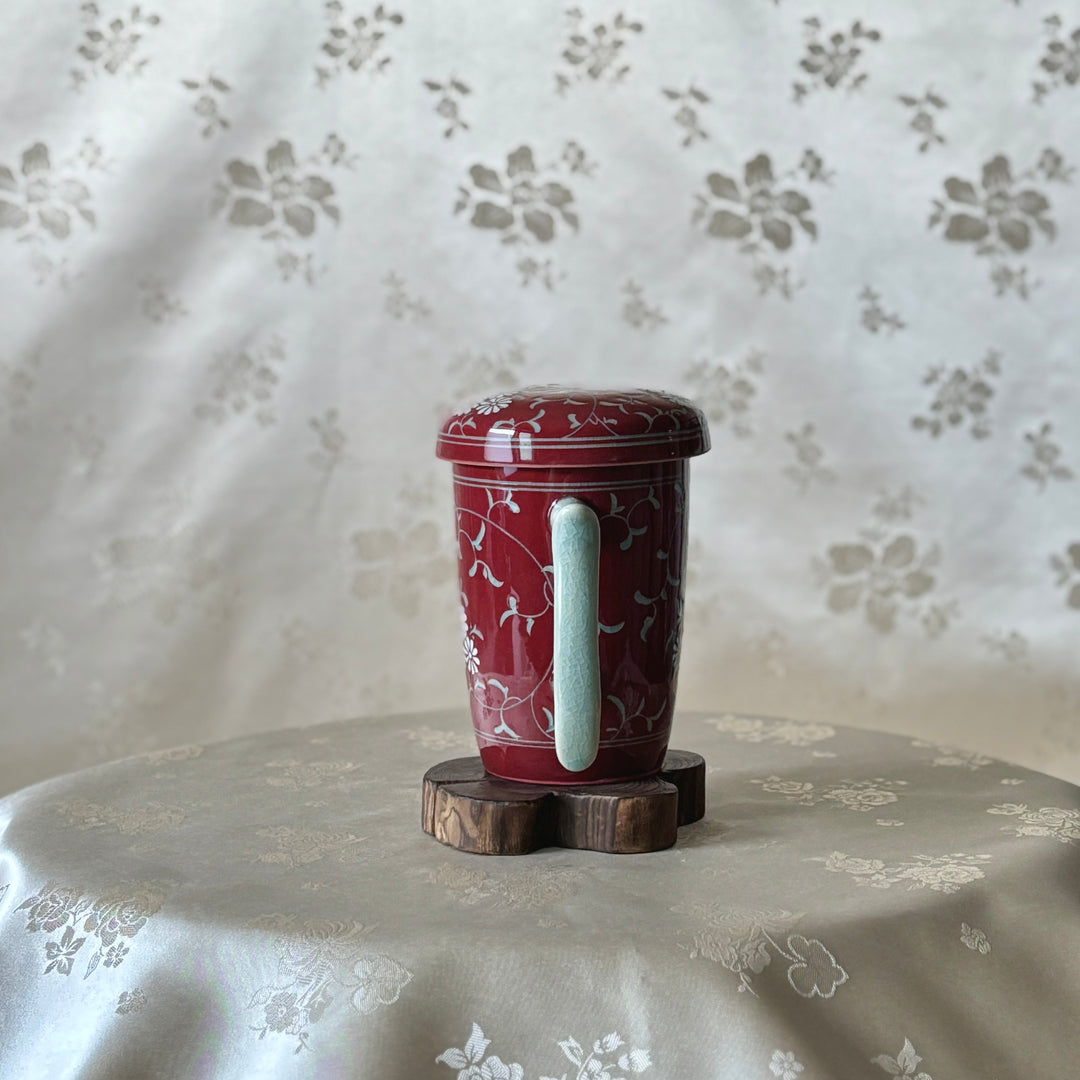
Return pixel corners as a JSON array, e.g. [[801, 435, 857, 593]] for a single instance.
[[457, 146, 579, 245], [0, 143, 95, 239], [471, 394, 512, 416], [221, 140, 339, 237]]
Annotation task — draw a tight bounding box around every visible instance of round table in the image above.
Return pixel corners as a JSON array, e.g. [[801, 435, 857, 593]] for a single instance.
[[1, 709, 1078, 1078]]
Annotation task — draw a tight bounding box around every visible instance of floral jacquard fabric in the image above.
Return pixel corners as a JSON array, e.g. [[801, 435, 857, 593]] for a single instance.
[[1, 708, 1078, 1077], [0, 0, 1078, 835]]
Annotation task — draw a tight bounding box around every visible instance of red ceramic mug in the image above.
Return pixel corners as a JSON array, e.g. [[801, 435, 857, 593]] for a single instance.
[[436, 387, 710, 784]]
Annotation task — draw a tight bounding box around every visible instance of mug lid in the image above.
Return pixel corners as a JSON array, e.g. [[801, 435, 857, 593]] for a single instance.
[[436, 385, 710, 467]]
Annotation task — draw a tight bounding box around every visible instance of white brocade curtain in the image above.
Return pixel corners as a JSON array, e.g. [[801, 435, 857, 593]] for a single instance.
[[1, 2, 1078, 795]]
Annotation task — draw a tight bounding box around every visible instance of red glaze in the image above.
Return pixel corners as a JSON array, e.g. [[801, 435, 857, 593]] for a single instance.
[[438, 388, 709, 785]]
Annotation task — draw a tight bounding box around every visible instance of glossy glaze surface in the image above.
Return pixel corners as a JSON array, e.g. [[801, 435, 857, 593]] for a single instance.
[[437, 386, 709, 467], [453, 458, 690, 783]]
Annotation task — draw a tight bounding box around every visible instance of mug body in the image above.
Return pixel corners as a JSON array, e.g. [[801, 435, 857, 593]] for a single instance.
[[453, 459, 688, 784]]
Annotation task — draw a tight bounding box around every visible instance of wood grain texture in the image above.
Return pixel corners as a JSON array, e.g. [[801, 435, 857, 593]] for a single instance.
[[421, 751, 706, 855]]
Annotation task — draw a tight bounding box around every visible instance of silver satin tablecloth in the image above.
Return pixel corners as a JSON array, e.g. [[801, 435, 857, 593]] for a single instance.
[[1, 709, 1078, 1079]]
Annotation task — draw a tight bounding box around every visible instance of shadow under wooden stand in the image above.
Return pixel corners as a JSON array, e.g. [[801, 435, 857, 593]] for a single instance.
[[421, 750, 705, 855]]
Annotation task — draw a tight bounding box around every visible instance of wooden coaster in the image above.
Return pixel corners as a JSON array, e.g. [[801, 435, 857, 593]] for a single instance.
[[421, 750, 705, 855]]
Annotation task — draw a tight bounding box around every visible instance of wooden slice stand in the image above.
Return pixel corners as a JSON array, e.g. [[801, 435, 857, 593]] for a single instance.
[[422, 750, 705, 855]]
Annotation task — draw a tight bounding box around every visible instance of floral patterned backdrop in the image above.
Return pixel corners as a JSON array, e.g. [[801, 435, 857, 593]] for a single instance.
[[1, 0, 1078, 795]]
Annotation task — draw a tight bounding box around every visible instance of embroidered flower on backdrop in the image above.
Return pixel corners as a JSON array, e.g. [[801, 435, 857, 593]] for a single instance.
[[960, 922, 991, 953], [859, 286, 905, 334], [423, 75, 471, 138], [444, 341, 528, 412], [929, 149, 1072, 298], [194, 333, 287, 427], [0, 139, 105, 285], [1, 350, 42, 434], [351, 500, 455, 620], [671, 902, 849, 999], [751, 776, 907, 812], [793, 18, 881, 101], [437, 1022, 651, 1080], [911, 349, 1000, 439], [315, 2, 404, 88], [897, 89, 947, 152], [706, 714, 837, 749], [17, 880, 168, 978], [1032, 16, 1080, 102], [692, 151, 830, 298], [455, 143, 583, 257], [70, 2, 161, 89], [783, 422, 836, 492], [180, 73, 231, 137], [661, 84, 710, 147], [872, 1039, 933, 1080], [116, 988, 147, 1015], [1050, 543, 1080, 610], [1021, 422, 1073, 490], [211, 136, 351, 284], [812, 491, 958, 637], [683, 349, 763, 438], [383, 271, 431, 320], [248, 915, 411, 1052], [307, 408, 347, 474], [621, 280, 668, 330], [988, 802, 1080, 843], [815, 851, 991, 893], [423, 862, 585, 912], [770, 1051, 805, 1080], [555, 8, 644, 95]]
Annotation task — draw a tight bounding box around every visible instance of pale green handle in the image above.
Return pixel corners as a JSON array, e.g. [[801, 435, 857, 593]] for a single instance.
[[550, 497, 601, 772]]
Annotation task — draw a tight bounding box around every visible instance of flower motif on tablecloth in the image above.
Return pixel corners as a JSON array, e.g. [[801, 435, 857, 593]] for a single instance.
[[555, 8, 644, 94], [897, 89, 947, 152], [211, 136, 351, 284], [315, 2, 404, 88], [988, 803, 1080, 843], [1049, 543, 1080, 611], [960, 923, 991, 953], [692, 151, 830, 298], [70, 3, 161, 89], [910, 740, 996, 769], [793, 18, 881, 102], [17, 879, 168, 979], [1032, 17, 1080, 103], [769, 1050, 805, 1080], [53, 797, 187, 834], [815, 851, 991, 893], [707, 714, 836, 749], [422, 862, 585, 913], [261, 760, 362, 790], [250, 826, 366, 868], [751, 776, 907, 812], [437, 1023, 652, 1080], [872, 1038, 933, 1079], [928, 150, 1071, 298], [671, 903, 848, 998], [248, 915, 412, 1052]]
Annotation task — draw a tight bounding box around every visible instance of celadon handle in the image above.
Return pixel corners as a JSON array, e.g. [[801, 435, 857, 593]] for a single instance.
[[549, 497, 602, 772]]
